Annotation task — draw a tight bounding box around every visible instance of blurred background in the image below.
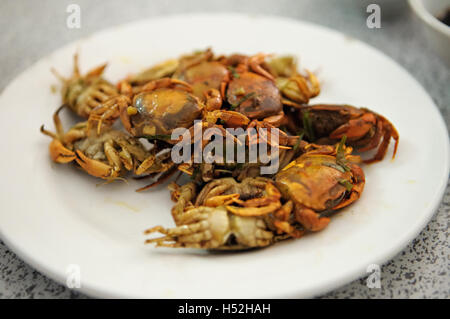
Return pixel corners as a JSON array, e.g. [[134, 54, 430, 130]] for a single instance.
[[0, 0, 448, 298]]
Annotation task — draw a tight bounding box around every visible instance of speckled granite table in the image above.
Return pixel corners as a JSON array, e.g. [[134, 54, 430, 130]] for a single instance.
[[0, 0, 448, 299]]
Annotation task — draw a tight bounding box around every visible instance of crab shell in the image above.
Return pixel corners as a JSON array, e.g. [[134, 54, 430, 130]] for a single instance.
[[130, 88, 204, 136], [175, 61, 229, 101], [226, 72, 283, 120], [275, 153, 365, 231], [293, 104, 399, 163]]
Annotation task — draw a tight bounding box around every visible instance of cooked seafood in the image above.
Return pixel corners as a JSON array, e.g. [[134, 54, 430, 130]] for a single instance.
[[52, 54, 118, 118], [173, 49, 230, 102], [41, 48, 399, 252], [275, 140, 365, 232], [223, 53, 318, 127], [267, 55, 320, 106], [145, 140, 365, 249], [88, 77, 248, 141], [40, 105, 173, 180], [145, 180, 287, 249], [286, 104, 399, 163]]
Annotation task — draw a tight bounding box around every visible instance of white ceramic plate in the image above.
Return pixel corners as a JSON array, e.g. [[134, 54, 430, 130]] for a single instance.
[[0, 14, 448, 298]]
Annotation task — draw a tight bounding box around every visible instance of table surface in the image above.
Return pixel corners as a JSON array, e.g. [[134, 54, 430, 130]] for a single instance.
[[0, 0, 448, 299]]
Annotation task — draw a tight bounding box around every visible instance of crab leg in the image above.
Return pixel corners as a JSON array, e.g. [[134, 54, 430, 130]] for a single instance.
[[85, 63, 108, 80], [272, 201, 304, 238], [135, 156, 156, 176], [139, 78, 192, 94], [226, 201, 281, 217], [48, 139, 76, 163], [248, 53, 275, 81], [294, 206, 330, 232], [136, 166, 177, 192], [88, 95, 130, 134], [75, 150, 113, 179], [204, 194, 241, 207], [103, 140, 123, 177], [363, 117, 399, 163]]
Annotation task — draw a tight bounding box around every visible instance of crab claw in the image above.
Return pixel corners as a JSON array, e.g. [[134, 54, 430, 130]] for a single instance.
[[332, 163, 365, 210], [294, 207, 330, 232], [329, 113, 377, 141], [249, 53, 275, 81], [49, 139, 76, 163], [75, 150, 113, 179]]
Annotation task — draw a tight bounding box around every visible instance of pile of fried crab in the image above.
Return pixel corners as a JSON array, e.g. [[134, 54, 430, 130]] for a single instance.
[[41, 48, 399, 250]]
